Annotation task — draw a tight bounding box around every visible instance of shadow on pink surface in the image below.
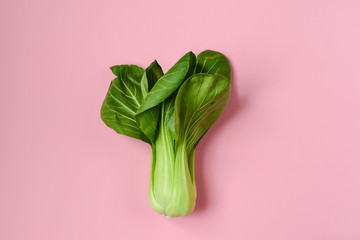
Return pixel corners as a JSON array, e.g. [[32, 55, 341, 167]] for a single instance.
[[193, 64, 248, 213]]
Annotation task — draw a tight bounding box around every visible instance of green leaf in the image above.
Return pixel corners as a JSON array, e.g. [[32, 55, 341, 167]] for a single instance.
[[175, 73, 231, 150], [136, 51, 196, 115], [161, 94, 176, 140], [146, 60, 164, 90], [196, 50, 231, 79], [100, 65, 150, 143], [135, 61, 164, 143]]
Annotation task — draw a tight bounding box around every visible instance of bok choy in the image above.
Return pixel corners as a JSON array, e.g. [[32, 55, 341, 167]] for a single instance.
[[101, 50, 231, 217]]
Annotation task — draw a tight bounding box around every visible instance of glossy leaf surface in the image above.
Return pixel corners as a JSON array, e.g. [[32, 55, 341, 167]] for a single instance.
[[101, 65, 150, 143], [196, 50, 231, 79], [136, 51, 196, 115], [175, 73, 231, 150]]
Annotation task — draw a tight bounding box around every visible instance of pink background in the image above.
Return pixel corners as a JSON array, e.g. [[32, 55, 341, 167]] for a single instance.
[[1, 0, 360, 239]]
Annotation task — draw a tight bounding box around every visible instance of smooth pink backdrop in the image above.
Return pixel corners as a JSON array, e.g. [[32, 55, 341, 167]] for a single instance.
[[1, 0, 360, 239]]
